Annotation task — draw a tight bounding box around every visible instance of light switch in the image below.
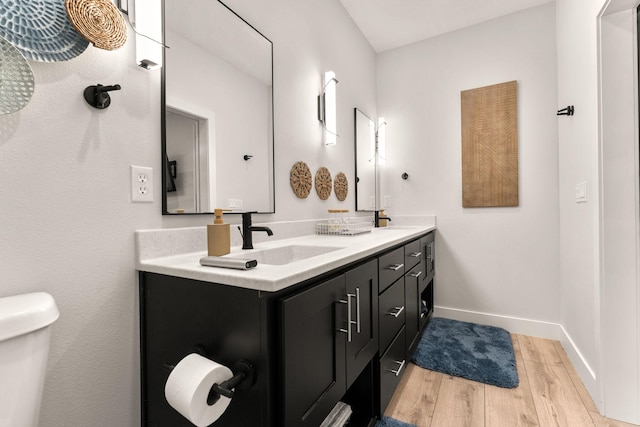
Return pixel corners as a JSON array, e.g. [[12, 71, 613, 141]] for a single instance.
[[576, 182, 587, 203]]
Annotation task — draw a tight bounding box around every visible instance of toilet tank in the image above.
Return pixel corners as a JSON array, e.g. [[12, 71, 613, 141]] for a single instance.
[[0, 292, 60, 427]]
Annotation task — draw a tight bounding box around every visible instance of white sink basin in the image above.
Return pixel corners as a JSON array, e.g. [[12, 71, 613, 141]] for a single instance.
[[238, 245, 344, 265]]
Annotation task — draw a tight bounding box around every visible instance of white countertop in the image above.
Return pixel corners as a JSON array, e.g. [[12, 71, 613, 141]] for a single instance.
[[136, 220, 435, 292]]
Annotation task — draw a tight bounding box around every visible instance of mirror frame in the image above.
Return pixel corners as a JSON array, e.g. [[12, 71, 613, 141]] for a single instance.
[[161, 0, 276, 215], [354, 108, 377, 212]]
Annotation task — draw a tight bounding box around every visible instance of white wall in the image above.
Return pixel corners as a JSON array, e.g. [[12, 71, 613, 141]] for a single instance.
[[555, 0, 604, 403], [0, 1, 376, 425], [377, 3, 561, 327], [557, 0, 640, 422]]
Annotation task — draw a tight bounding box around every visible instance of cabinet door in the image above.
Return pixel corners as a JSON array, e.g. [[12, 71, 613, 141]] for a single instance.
[[281, 275, 347, 427], [345, 259, 378, 387], [423, 232, 435, 283]]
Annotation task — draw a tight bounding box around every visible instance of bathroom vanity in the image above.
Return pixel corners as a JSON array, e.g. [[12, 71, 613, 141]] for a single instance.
[[137, 224, 435, 427]]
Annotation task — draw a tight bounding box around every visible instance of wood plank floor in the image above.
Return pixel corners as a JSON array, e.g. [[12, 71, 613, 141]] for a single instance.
[[384, 334, 638, 427]]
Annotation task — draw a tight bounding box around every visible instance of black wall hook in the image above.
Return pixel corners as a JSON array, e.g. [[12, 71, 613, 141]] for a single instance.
[[401, 172, 409, 180], [557, 105, 574, 116], [84, 84, 122, 109], [243, 155, 253, 161]]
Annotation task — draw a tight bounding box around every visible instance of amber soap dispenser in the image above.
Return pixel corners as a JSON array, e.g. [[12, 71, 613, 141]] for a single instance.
[[207, 209, 230, 256]]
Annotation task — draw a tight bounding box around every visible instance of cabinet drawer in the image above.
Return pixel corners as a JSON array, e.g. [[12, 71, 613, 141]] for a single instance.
[[378, 277, 405, 353], [404, 239, 422, 271], [379, 326, 406, 415], [379, 247, 405, 293]]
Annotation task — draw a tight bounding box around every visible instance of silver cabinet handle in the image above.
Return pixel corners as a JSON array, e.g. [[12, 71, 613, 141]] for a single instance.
[[409, 252, 422, 258], [427, 242, 435, 261], [387, 306, 405, 318], [339, 293, 356, 342], [355, 287, 361, 334], [388, 359, 406, 376], [386, 263, 404, 271], [409, 271, 422, 278]]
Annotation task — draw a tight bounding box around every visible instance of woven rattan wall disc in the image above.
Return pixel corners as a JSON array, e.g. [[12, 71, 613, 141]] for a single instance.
[[334, 172, 348, 201], [315, 167, 333, 200], [65, 0, 127, 50], [290, 161, 312, 199]]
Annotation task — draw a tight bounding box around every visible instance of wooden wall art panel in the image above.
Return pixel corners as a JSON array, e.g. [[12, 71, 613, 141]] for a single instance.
[[461, 80, 519, 207]]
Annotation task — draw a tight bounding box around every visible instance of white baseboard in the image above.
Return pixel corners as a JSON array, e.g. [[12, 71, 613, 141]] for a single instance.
[[434, 305, 599, 409], [435, 305, 564, 339]]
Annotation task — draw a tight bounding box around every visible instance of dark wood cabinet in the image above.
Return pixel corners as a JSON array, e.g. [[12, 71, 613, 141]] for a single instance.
[[345, 261, 379, 387], [281, 275, 347, 427], [378, 231, 435, 416], [280, 259, 378, 427], [139, 230, 434, 427], [422, 232, 435, 284]]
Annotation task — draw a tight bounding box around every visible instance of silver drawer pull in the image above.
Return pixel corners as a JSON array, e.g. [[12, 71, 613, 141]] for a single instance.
[[388, 359, 406, 376], [386, 263, 404, 271], [387, 306, 404, 318], [427, 242, 435, 261], [409, 271, 422, 278], [338, 293, 356, 342], [409, 252, 422, 258], [355, 287, 361, 334]]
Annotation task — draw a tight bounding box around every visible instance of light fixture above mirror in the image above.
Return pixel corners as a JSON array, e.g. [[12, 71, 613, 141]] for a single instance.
[[375, 117, 387, 165]]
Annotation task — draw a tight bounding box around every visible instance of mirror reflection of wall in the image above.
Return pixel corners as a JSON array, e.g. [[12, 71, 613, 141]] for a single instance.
[[354, 108, 377, 211], [163, 0, 275, 214], [166, 108, 212, 213]]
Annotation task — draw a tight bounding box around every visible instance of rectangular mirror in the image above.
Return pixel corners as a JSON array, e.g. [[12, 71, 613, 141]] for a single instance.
[[162, 0, 275, 214], [354, 108, 377, 211]]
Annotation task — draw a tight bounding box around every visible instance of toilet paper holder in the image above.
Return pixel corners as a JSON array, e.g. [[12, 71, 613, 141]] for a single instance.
[[165, 349, 256, 405], [207, 359, 256, 405]]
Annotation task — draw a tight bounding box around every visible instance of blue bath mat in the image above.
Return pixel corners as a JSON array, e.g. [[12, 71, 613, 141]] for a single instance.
[[375, 416, 417, 427], [411, 317, 518, 388]]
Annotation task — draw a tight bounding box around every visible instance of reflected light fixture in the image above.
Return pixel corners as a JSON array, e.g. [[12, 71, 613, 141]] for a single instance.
[[318, 71, 338, 145], [368, 120, 376, 166], [131, 0, 163, 70], [376, 118, 387, 165]]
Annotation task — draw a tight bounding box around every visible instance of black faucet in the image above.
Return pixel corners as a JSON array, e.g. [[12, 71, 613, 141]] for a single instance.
[[374, 210, 392, 228], [241, 212, 273, 249]]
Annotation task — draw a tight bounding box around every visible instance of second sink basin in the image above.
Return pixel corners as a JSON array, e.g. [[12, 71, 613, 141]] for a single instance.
[[239, 245, 344, 265]]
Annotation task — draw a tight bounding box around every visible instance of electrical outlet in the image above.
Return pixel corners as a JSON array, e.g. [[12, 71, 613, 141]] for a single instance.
[[383, 195, 391, 207], [229, 199, 243, 209], [131, 166, 153, 202], [576, 182, 587, 203]]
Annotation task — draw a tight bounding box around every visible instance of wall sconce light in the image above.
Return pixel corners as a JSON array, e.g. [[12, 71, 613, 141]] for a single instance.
[[376, 118, 387, 165], [318, 71, 338, 145], [130, 0, 163, 70]]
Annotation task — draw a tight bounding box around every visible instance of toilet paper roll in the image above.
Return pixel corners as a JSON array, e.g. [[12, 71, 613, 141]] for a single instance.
[[165, 353, 234, 427]]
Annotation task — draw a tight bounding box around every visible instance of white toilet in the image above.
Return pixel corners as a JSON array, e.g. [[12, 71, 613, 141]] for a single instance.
[[0, 292, 60, 427]]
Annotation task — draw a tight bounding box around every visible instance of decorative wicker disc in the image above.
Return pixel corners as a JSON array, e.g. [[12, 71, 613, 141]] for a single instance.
[[65, 0, 127, 50], [0, 0, 89, 62], [334, 172, 349, 202], [290, 161, 312, 199], [0, 36, 35, 115], [315, 167, 333, 201]]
